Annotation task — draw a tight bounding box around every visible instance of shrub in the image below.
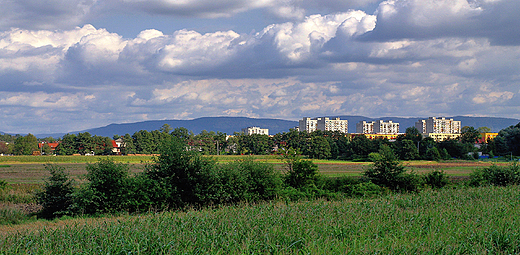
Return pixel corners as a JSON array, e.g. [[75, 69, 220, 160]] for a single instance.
[[469, 162, 520, 187], [144, 137, 218, 209], [75, 159, 131, 214], [423, 170, 449, 189], [230, 158, 282, 201], [364, 145, 420, 192], [483, 163, 519, 186], [0, 179, 8, 192], [280, 148, 320, 189], [36, 164, 75, 219]]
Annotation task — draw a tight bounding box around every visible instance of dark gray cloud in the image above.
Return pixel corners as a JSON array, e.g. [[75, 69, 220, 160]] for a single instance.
[[360, 0, 520, 46]]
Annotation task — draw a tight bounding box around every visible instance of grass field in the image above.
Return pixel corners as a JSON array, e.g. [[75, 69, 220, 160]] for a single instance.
[[0, 155, 511, 183], [1, 186, 519, 253]]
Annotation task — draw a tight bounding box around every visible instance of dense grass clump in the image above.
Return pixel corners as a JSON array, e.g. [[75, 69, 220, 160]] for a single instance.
[[1, 186, 519, 254], [469, 162, 520, 187]]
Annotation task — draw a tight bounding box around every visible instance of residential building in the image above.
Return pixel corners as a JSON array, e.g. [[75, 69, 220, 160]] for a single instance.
[[347, 133, 401, 141], [478, 133, 498, 144], [415, 120, 426, 134], [300, 117, 348, 133], [424, 133, 461, 142], [241, 126, 269, 136], [373, 120, 400, 134], [415, 117, 461, 134], [317, 117, 348, 133], [299, 117, 319, 133], [356, 121, 374, 134]]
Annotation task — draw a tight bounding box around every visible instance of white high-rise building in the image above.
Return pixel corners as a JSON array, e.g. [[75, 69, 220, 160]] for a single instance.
[[415, 117, 461, 134], [241, 127, 269, 135], [356, 121, 375, 134], [373, 120, 400, 134], [299, 117, 319, 133], [415, 120, 427, 134], [317, 117, 348, 133], [299, 117, 348, 133]]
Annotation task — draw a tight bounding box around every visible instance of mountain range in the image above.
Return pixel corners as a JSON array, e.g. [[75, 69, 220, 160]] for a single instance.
[[2, 116, 519, 139], [26, 116, 520, 137]]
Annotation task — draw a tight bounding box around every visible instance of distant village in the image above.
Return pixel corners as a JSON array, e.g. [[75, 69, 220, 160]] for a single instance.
[[244, 116, 497, 143], [0, 116, 502, 158]]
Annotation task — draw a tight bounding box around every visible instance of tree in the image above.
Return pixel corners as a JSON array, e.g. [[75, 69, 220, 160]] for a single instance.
[[37, 164, 75, 219], [77, 159, 131, 214], [132, 130, 155, 154], [494, 122, 520, 156], [460, 126, 481, 144], [280, 148, 320, 189], [477, 127, 491, 133], [120, 134, 136, 155], [0, 142, 11, 154], [144, 137, 218, 208], [160, 124, 173, 134], [395, 139, 419, 160], [56, 134, 78, 155], [13, 134, 38, 155], [307, 136, 331, 159], [171, 127, 193, 142], [397, 127, 423, 144], [364, 144, 419, 192]]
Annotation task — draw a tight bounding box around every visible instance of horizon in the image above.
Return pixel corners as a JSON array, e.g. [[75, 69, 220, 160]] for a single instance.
[[1, 115, 519, 137], [1, 0, 520, 134]]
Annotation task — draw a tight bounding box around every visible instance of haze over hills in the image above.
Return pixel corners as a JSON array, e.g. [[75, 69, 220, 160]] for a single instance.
[[28, 116, 520, 139]]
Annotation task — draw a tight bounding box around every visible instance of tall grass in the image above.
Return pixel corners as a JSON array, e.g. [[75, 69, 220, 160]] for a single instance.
[[1, 185, 519, 254]]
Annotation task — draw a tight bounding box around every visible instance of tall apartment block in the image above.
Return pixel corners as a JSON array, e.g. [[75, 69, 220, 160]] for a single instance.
[[356, 121, 374, 134], [415, 117, 461, 134], [317, 117, 348, 133], [241, 126, 269, 135], [356, 120, 399, 134], [373, 120, 399, 134], [299, 117, 318, 133], [299, 117, 348, 133]]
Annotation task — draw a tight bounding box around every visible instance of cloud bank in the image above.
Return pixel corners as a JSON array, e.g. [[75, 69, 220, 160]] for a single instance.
[[0, 0, 519, 134]]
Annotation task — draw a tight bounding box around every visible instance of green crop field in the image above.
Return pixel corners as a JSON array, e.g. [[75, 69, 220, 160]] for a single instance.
[[0, 155, 510, 183], [1, 186, 519, 254]]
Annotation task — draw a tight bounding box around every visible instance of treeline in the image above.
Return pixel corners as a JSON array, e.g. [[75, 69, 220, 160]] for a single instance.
[[36, 137, 520, 219], [3, 122, 520, 158]]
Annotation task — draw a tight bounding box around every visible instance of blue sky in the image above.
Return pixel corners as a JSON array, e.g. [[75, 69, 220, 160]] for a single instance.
[[0, 0, 519, 134]]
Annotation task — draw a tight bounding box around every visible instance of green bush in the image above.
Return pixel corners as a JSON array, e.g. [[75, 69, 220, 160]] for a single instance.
[[0, 208, 31, 225], [36, 164, 75, 219], [75, 159, 132, 214], [469, 163, 520, 187], [0, 179, 8, 191], [144, 137, 219, 209], [423, 170, 449, 189], [484, 163, 519, 186], [285, 160, 320, 188], [221, 158, 282, 201], [364, 145, 420, 192]]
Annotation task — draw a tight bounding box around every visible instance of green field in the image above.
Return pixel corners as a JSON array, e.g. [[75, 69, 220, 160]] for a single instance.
[[1, 186, 519, 253], [0, 155, 509, 183]]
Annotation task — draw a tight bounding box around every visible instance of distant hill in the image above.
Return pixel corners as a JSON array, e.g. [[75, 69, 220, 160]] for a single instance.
[[37, 117, 299, 138], [34, 116, 520, 138]]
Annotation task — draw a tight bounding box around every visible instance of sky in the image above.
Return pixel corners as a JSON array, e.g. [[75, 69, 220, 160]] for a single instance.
[[1, 0, 519, 134]]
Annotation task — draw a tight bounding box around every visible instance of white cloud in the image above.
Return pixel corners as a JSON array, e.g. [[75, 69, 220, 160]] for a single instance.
[[1, 6, 520, 134]]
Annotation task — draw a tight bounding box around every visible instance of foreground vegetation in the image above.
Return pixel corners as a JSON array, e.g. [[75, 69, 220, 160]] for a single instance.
[[1, 136, 519, 253], [1, 186, 519, 254]]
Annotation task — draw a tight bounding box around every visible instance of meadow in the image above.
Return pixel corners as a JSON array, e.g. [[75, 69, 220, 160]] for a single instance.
[[0, 155, 509, 184], [1, 186, 519, 253]]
